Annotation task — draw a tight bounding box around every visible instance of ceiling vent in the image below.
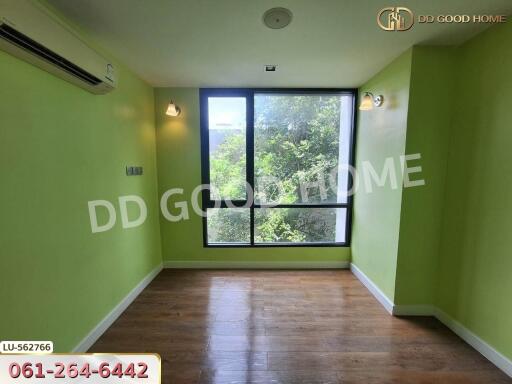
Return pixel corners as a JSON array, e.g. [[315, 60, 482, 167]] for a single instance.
[[263, 8, 293, 29]]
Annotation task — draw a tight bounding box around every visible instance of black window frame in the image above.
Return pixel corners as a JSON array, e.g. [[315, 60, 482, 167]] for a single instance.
[[200, 88, 357, 248]]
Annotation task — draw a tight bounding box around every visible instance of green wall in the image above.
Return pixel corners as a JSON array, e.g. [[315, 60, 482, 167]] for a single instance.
[[394, 47, 456, 305], [155, 88, 350, 265], [351, 49, 412, 301], [354, 21, 512, 364], [0, 10, 161, 350], [352, 47, 457, 306], [436, 21, 512, 360]]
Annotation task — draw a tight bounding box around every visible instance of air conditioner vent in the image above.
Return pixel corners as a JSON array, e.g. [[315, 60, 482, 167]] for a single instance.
[[0, 23, 102, 86]]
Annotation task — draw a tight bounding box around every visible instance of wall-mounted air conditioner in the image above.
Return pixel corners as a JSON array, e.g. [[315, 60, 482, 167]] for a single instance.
[[0, 0, 116, 94]]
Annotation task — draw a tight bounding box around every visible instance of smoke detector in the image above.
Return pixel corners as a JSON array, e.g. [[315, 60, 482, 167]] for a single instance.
[[263, 7, 293, 29]]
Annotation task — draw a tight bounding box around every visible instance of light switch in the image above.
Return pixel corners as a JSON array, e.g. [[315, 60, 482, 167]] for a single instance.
[[126, 166, 143, 176]]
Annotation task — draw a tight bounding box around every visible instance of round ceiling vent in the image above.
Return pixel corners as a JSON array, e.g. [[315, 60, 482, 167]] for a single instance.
[[263, 7, 293, 29]]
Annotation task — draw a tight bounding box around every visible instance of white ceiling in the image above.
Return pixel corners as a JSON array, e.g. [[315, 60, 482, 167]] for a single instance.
[[47, 0, 512, 87]]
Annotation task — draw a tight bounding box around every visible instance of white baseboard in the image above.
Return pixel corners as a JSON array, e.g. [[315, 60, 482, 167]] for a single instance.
[[350, 263, 394, 314], [163, 260, 350, 269], [434, 308, 512, 378], [392, 304, 435, 316], [73, 263, 163, 352], [349, 263, 512, 378]]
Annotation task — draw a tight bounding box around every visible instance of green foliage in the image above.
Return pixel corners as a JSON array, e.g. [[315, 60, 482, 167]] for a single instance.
[[254, 95, 341, 204], [207, 208, 249, 243], [210, 131, 246, 200], [255, 209, 305, 243], [208, 95, 342, 244]]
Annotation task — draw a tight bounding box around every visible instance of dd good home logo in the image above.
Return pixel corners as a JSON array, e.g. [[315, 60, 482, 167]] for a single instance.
[[377, 7, 414, 31]]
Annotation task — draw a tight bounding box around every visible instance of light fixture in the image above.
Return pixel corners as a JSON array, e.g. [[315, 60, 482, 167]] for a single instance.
[[359, 92, 384, 110], [165, 100, 181, 117]]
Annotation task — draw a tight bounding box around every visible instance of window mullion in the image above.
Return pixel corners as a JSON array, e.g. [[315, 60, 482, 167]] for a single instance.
[[247, 91, 255, 245]]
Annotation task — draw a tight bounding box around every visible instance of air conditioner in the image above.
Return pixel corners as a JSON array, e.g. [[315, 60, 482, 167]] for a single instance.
[[0, 0, 116, 94]]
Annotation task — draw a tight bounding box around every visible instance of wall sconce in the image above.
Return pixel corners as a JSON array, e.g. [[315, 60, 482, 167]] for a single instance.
[[359, 92, 384, 110], [165, 100, 181, 117]]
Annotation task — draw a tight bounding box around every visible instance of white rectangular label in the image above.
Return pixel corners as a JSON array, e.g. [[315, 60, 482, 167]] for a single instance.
[[0, 354, 160, 383], [0, 342, 53, 354]]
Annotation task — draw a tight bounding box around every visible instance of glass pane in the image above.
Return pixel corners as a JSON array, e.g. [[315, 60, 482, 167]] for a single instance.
[[255, 208, 346, 244], [208, 97, 247, 200], [207, 208, 250, 244], [254, 94, 353, 204]]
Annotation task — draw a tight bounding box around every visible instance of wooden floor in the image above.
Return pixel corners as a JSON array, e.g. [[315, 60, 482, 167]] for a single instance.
[[90, 270, 511, 383]]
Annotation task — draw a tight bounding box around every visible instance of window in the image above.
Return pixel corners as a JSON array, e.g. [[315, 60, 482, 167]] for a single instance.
[[200, 89, 356, 247]]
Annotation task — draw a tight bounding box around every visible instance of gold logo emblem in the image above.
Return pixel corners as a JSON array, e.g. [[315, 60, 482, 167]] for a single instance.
[[377, 7, 414, 31]]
